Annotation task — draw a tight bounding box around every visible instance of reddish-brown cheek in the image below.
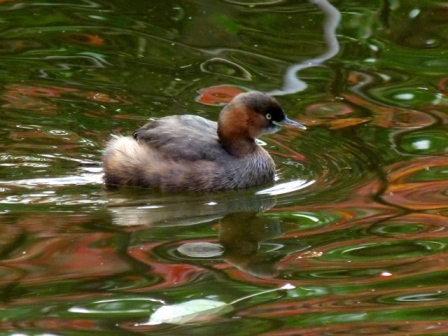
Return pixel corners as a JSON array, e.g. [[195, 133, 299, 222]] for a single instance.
[[219, 104, 249, 137], [247, 113, 268, 138]]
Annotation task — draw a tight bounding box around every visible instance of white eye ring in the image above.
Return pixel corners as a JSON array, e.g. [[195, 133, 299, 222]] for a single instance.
[[266, 113, 272, 120]]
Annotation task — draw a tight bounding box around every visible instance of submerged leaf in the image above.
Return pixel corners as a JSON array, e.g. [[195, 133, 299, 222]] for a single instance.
[[144, 283, 296, 325], [146, 299, 232, 325]]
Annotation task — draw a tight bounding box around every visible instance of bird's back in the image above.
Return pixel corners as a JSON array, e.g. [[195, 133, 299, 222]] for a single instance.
[[133, 115, 228, 162]]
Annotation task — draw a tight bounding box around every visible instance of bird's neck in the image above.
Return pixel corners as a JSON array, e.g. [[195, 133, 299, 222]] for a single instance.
[[217, 104, 260, 157]]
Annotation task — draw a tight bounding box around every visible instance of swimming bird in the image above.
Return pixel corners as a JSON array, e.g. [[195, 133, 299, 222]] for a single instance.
[[102, 91, 306, 192]]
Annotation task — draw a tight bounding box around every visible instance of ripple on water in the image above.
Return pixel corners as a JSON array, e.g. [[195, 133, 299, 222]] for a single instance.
[[274, 210, 448, 285], [322, 240, 447, 262], [238, 291, 448, 335], [263, 126, 382, 205], [395, 128, 448, 155], [368, 213, 448, 237], [1, 0, 448, 334], [0, 172, 104, 215], [381, 156, 448, 210]]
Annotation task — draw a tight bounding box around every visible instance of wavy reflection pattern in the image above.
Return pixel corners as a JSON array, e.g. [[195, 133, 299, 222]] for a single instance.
[[0, 0, 447, 335]]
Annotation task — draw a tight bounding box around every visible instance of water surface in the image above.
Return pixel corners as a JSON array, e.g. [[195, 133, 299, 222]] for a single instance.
[[1, 0, 448, 335]]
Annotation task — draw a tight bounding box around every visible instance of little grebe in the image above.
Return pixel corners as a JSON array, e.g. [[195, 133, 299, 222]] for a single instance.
[[102, 91, 306, 192]]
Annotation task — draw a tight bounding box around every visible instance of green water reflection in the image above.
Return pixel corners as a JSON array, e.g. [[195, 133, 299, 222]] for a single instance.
[[0, 0, 448, 335]]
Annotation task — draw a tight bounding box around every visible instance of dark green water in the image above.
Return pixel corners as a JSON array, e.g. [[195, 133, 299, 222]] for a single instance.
[[1, 0, 448, 334]]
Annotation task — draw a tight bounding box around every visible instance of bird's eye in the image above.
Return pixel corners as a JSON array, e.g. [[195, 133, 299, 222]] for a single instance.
[[266, 113, 272, 120]]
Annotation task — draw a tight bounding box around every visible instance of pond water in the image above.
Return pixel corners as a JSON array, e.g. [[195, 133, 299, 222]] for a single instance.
[[1, 0, 448, 334]]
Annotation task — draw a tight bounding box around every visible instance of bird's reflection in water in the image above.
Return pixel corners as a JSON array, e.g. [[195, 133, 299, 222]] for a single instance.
[[219, 211, 283, 278], [107, 188, 276, 227], [107, 188, 305, 278]]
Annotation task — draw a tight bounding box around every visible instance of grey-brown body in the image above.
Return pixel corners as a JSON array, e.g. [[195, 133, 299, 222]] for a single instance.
[[103, 116, 275, 192], [102, 91, 305, 192]]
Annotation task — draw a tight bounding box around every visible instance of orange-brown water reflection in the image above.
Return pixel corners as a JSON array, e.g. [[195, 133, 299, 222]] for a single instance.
[[1, 0, 448, 334]]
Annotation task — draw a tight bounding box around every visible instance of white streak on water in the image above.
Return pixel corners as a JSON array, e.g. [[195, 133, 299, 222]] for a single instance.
[[268, 0, 341, 96]]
